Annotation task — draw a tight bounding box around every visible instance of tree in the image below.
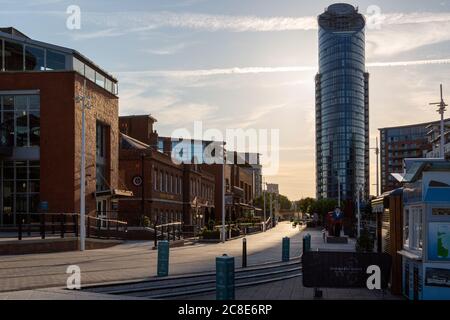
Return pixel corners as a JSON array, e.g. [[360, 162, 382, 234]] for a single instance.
[[277, 194, 292, 210], [297, 197, 316, 214], [309, 198, 338, 225]]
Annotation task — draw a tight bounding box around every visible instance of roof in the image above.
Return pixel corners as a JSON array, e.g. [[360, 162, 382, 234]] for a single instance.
[[0, 27, 29, 39], [0, 27, 117, 82], [120, 133, 150, 150], [120, 114, 158, 123], [379, 118, 450, 131], [392, 159, 450, 183]]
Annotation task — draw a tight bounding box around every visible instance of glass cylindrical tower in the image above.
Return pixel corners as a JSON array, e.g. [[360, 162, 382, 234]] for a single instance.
[[315, 3, 369, 201]]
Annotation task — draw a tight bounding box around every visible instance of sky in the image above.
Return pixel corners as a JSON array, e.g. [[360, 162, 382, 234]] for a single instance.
[[1, 0, 450, 200]]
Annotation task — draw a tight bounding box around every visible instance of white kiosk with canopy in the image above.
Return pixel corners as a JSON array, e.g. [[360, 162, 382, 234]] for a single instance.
[[394, 159, 450, 300]]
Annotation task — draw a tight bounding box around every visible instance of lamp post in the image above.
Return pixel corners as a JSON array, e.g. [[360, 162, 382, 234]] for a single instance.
[[262, 178, 266, 231], [370, 137, 380, 197], [75, 79, 92, 252], [429, 84, 448, 158], [221, 159, 226, 243]]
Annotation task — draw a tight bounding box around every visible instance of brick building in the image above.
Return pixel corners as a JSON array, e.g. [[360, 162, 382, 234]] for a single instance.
[[379, 119, 450, 193], [118, 115, 215, 231], [0, 27, 122, 227]]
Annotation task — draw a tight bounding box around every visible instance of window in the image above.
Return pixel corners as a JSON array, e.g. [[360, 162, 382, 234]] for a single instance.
[[84, 65, 96, 83], [0, 94, 40, 147], [403, 208, 409, 247], [154, 168, 158, 191], [95, 72, 105, 88], [5, 41, 23, 71], [46, 50, 66, 70], [159, 171, 163, 191], [1, 161, 40, 226], [96, 122, 108, 192], [174, 175, 178, 194], [73, 57, 85, 75], [25, 46, 45, 71], [404, 206, 423, 251]]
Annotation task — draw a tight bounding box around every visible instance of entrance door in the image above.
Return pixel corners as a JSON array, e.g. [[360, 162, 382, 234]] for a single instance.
[[96, 199, 108, 229]]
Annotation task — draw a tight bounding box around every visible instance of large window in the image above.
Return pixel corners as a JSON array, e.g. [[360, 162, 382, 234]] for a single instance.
[[4, 41, 23, 71], [96, 122, 108, 192], [46, 49, 66, 70], [0, 94, 40, 147], [0, 161, 40, 226], [25, 46, 45, 71]]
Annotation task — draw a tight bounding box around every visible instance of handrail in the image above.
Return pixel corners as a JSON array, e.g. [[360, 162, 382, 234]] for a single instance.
[[15, 212, 128, 241]]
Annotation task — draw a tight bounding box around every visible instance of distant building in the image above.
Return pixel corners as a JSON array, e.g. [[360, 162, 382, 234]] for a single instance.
[[118, 115, 215, 232], [315, 4, 370, 202], [379, 119, 450, 193], [424, 121, 450, 159]]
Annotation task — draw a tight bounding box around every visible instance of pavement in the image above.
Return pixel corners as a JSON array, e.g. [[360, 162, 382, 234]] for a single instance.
[[0, 222, 305, 293], [0, 224, 403, 300], [184, 276, 399, 300]]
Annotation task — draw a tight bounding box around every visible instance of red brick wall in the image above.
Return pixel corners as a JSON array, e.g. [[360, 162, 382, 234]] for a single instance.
[[0, 71, 118, 217]]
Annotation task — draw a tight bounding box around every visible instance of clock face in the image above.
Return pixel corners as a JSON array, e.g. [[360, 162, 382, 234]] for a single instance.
[[132, 175, 143, 187]]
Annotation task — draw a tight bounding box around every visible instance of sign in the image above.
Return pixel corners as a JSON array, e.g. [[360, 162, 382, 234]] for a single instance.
[[432, 208, 450, 216], [225, 194, 233, 205], [39, 201, 49, 212], [132, 175, 143, 187], [428, 222, 450, 261], [425, 268, 450, 288], [302, 251, 392, 288]]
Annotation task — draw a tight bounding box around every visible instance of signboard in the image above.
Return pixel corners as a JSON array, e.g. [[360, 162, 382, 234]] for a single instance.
[[428, 222, 450, 261], [425, 268, 450, 288], [39, 201, 49, 212], [432, 208, 450, 216], [225, 194, 233, 205], [302, 251, 392, 288]]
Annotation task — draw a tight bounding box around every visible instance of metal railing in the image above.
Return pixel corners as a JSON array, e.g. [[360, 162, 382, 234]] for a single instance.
[[15, 213, 128, 241]]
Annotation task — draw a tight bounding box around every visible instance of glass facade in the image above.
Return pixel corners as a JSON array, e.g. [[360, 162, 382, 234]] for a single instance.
[[0, 93, 40, 226], [0, 33, 118, 95], [316, 4, 369, 200]]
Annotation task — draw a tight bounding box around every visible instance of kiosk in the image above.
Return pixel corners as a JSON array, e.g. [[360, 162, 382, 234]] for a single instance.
[[394, 159, 450, 300]]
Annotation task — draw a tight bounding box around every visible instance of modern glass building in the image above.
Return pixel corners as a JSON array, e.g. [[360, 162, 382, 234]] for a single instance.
[[315, 3, 370, 201]]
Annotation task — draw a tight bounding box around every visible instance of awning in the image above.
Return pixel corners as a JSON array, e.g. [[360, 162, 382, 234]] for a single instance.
[[96, 189, 134, 198]]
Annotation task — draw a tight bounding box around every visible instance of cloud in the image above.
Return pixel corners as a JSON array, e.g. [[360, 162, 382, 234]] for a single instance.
[[142, 42, 196, 55], [114, 58, 450, 79]]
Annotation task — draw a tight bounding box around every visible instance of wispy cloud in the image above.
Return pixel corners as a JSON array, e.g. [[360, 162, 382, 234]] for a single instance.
[[142, 42, 196, 55], [115, 58, 450, 78]]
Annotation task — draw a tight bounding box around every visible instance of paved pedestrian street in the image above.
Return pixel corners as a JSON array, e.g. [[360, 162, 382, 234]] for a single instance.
[[0, 222, 304, 293]]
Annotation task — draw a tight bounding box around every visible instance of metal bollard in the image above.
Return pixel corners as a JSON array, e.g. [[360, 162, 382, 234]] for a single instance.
[[242, 238, 247, 268], [303, 235, 309, 254], [282, 237, 290, 262], [307, 234, 311, 251], [216, 254, 235, 300], [157, 240, 170, 277]]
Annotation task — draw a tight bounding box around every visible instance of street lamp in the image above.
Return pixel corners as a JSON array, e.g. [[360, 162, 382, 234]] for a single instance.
[[429, 84, 448, 158], [75, 79, 92, 252], [370, 137, 380, 197]]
